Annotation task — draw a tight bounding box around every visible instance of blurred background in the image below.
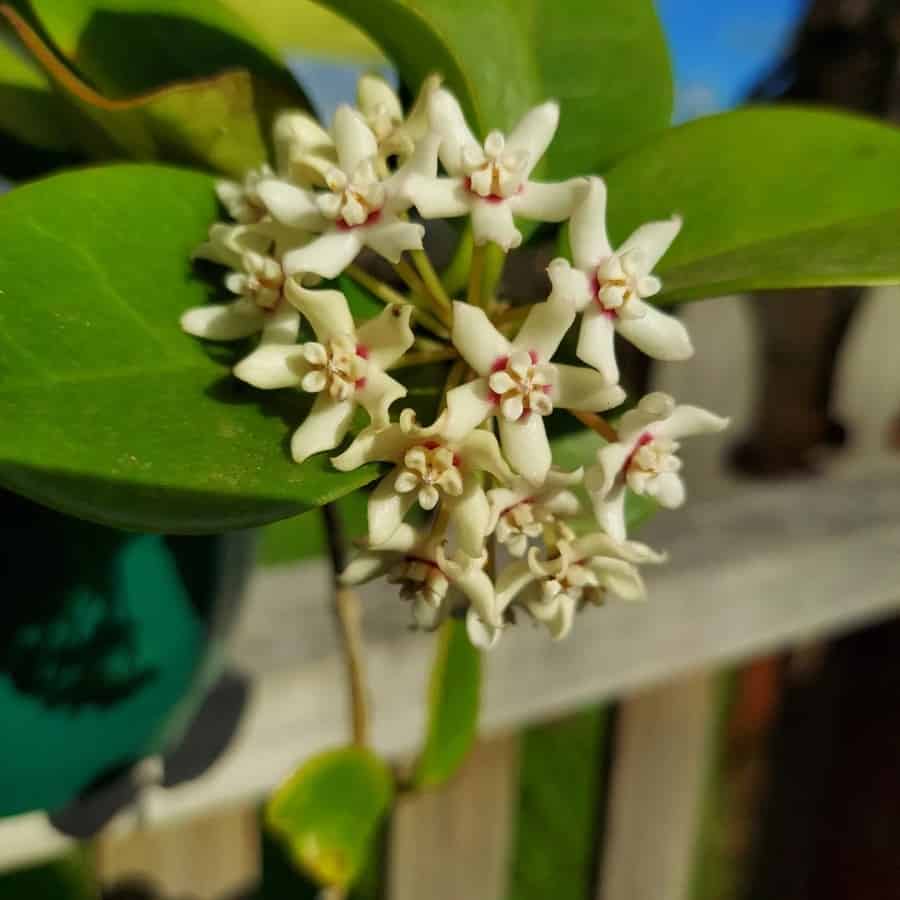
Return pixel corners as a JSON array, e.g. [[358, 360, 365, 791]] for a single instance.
[[2, 0, 900, 898]]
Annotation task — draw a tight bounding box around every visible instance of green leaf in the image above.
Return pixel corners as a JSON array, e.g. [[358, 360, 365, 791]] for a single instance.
[[414, 618, 482, 788], [2, 4, 292, 177], [0, 164, 380, 533], [266, 746, 394, 889], [513, 0, 673, 176], [312, 0, 543, 137], [20, 0, 298, 98], [604, 107, 900, 303]]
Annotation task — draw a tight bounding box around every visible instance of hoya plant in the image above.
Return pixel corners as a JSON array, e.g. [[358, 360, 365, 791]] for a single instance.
[[3, 0, 900, 891]]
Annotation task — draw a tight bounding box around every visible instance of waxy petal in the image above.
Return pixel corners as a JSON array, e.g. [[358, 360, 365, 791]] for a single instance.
[[384, 134, 442, 213], [180, 299, 264, 341], [332, 104, 379, 174], [355, 304, 415, 369], [256, 180, 326, 230], [495, 558, 537, 608], [470, 199, 520, 249], [617, 216, 682, 274], [459, 429, 514, 482], [233, 344, 304, 389], [356, 368, 408, 426], [498, 413, 551, 485], [290, 394, 356, 463], [444, 380, 495, 442], [647, 471, 686, 509], [551, 364, 625, 411], [283, 229, 363, 279], [615, 301, 694, 363], [331, 423, 412, 470], [363, 218, 425, 263], [404, 174, 469, 218], [273, 110, 335, 182], [368, 472, 418, 546], [512, 296, 575, 362], [285, 281, 354, 342], [448, 477, 492, 558], [506, 101, 559, 178], [428, 87, 479, 175], [590, 483, 628, 542], [617, 392, 677, 442], [451, 301, 511, 375], [584, 442, 632, 501], [570, 176, 613, 271], [454, 565, 500, 629], [510, 177, 587, 222], [576, 304, 619, 385], [653, 404, 730, 442], [260, 304, 301, 345], [466, 609, 502, 650], [547, 258, 593, 312], [357, 74, 403, 123]]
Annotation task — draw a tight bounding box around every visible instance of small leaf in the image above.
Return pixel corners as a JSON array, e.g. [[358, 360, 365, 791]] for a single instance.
[[604, 107, 900, 302], [0, 164, 379, 532], [267, 746, 394, 889], [312, 0, 542, 136], [414, 618, 482, 788], [2, 5, 285, 177], [516, 0, 673, 176]]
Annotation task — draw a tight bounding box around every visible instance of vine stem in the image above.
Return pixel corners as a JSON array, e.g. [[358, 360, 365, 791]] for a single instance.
[[321, 503, 370, 747], [467, 243, 485, 309], [570, 409, 619, 443], [410, 249, 454, 317]]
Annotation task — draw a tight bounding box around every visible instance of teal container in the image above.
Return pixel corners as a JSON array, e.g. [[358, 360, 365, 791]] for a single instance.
[[0, 491, 254, 817]]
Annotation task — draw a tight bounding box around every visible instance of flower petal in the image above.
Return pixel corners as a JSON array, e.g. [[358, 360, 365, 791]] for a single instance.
[[547, 258, 593, 311], [444, 380, 495, 441], [455, 565, 500, 629], [590, 483, 628, 542], [448, 477, 491, 558], [429, 88, 479, 175], [576, 305, 619, 385], [510, 177, 587, 222], [584, 442, 632, 501], [590, 557, 646, 602], [260, 304, 301, 345], [233, 344, 304, 389], [551, 364, 625, 411], [617, 392, 677, 442], [506, 101, 559, 178], [355, 303, 415, 369], [649, 471, 686, 509], [384, 134, 442, 213], [451, 301, 511, 375], [180, 300, 263, 340], [654, 404, 731, 441], [617, 216, 682, 273], [283, 230, 363, 279], [331, 423, 410, 470], [570, 176, 612, 272], [405, 174, 470, 218], [285, 281, 354, 341], [470, 199, 520, 250], [290, 394, 356, 463], [498, 413, 551, 485], [256, 180, 326, 230], [615, 301, 693, 362], [356, 74, 403, 122], [466, 608, 502, 650], [495, 558, 537, 608], [273, 110, 335, 182], [545, 594, 575, 640], [368, 471, 418, 546], [356, 368, 407, 426], [459, 429, 514, 482], [512, 296, 575, 362], [332, 104, 379, 174], [363, 218, 425, 263]]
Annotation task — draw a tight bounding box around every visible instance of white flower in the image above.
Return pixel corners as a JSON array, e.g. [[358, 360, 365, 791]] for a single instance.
[[585, 392, 730, 541], [256, 105, 438, 280], [341, 524, 499, 632], [404, 89, 587, 250], [332, 409, 513, 558], [478, 533, 664, 645], [215, 164, 275, 223], [443, 299, 625, 485], [486, 467, 583, 557], [547, 177, 693, 385], [233, 282, 414, 463], [273, 110, 336, 186]]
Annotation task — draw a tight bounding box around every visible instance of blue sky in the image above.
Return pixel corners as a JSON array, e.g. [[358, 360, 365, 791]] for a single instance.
[[291, 0, 810, 125]]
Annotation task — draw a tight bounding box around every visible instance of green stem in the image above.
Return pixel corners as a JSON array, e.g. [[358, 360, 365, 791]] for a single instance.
[[388, 348, 458, 370], [467, 243, 485, 309], [442, 225, 474, 297], [411, 248, 454, 317]]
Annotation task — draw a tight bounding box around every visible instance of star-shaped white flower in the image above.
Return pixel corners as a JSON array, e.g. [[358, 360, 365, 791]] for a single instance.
[[444, 299, 625, 485], [486, 467, 583, 557], [256, 105, 438, 280], [333, 408, 513, 558], [585, 392, 730, 541], [470, 533, 663, 646], [341, 524, 499, 633], [233, 282, 414, 463], [548, 177, 693, 385], [215, 164, 275, 224], [404, 89, 587, 250]]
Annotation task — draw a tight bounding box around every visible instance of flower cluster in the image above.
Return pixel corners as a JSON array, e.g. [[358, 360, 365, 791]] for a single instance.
[[182, 74, 729, 648]]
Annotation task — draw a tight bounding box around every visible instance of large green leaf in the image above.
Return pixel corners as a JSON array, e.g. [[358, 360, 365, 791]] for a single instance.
[[20, 0, 298, 98], [414, 617, 482, 788], [604, 107, 900, 302], [2, 4, 291, 177], [513, 0, 672, 176], [312, 0, 541, 138], [0, 164, 380, 533], [266, 746, 394, 889]]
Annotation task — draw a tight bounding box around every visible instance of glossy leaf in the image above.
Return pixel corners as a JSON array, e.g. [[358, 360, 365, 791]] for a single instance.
[[21, 0, 299, 98], [515, 0, 673, 176], [414, 618, 482, 788], [0, 164, 380, 533], [267, 746, 394, 889], [312, 0, 542, 137], [2, 5, 284, 176], [604, 107, 900, 302]]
